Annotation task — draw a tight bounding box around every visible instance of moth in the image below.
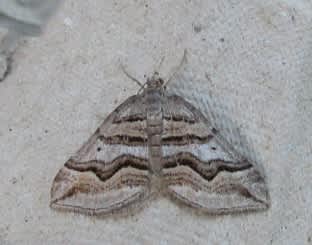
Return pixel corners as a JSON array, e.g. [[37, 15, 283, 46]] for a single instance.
[[50, 60, 269, 216]]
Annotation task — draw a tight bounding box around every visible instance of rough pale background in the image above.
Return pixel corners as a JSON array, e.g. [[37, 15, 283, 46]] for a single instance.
[[0, 0, 311, 244]]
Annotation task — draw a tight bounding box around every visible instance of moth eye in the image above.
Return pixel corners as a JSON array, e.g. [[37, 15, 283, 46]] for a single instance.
[[97, 147, 102, 152], [211, 146, 217, 150]]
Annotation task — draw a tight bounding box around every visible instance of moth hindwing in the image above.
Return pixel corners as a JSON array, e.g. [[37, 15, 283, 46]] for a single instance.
[[50, 73, 269, 216]]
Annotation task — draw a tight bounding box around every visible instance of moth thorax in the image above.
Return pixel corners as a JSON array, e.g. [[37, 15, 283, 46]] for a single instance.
[[147, 72, 164, 89]]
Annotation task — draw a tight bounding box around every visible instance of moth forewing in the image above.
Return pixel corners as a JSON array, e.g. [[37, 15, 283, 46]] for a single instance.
[[50, 94, 152, 215]]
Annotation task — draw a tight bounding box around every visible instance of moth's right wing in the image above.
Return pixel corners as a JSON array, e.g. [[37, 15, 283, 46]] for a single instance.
[[162, 95, 270, 214], [50, 95, 151, 216]]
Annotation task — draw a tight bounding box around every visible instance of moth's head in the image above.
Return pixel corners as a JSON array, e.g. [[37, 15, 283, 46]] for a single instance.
[[146, 72, 165, 89]]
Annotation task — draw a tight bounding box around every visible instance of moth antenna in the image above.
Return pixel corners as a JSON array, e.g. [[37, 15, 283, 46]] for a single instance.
[[164, 49, 187, 87], [137, 81, 148, 94], [120, 64, 144, 88], [156, 55, 165, 72]]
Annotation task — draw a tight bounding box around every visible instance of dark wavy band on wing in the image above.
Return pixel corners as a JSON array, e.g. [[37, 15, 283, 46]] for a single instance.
[[163, 152, 252, 182], [162, 134, 213, 145], [113, 114, 146, 123], [163, 115, 196, 123], [101, 134, 213, 146], [65, 155, 149, 182], [99, 135, 147, 146]]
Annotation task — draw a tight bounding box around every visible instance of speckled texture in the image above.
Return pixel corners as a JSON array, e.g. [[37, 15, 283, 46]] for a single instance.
[[0, 0, 311, 244]]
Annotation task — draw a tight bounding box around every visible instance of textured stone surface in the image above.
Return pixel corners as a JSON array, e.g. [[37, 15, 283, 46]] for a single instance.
[[0, 0, 311, 244]]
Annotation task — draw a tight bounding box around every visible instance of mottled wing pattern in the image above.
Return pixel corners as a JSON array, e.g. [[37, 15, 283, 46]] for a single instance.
[[162, 94, 269, 213], [50, 95, 151, 215]]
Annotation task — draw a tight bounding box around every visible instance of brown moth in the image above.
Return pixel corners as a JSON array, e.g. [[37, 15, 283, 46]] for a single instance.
[[50, 69, 270, 216]]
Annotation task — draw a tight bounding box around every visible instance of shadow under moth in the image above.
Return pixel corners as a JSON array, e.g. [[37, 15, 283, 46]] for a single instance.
[[50, 69, 270, 216]]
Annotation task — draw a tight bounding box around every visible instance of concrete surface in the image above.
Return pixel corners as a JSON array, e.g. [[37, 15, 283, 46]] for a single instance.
[[0, 0, 311, 244]]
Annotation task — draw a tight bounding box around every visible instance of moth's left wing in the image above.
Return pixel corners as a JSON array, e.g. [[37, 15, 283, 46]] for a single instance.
[[162, 95, 269, 214], [50, 94, 151, 216]]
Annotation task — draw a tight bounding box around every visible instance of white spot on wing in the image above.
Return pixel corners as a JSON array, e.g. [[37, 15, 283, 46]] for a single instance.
[[73, 140, 148, 163], [162, 138, 236, 162]]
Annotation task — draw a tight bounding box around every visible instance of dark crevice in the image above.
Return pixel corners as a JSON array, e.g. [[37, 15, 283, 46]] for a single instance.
[[0, 55, 13, 82]]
